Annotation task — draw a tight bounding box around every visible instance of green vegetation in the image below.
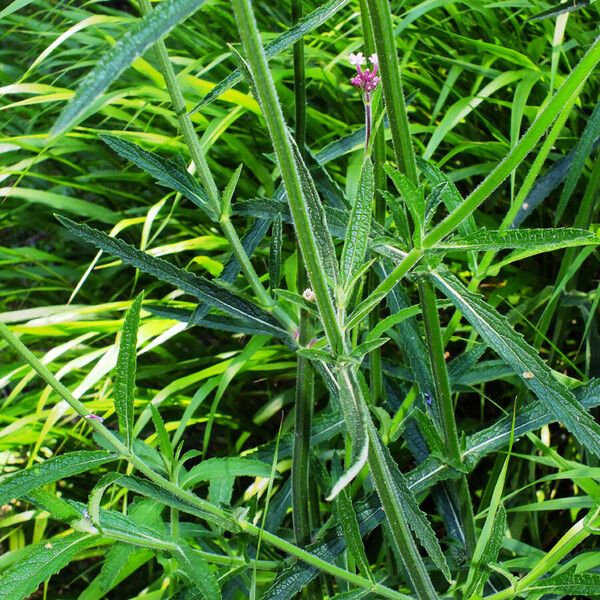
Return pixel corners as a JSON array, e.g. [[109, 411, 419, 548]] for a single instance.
[[0, 0, 599, 598]]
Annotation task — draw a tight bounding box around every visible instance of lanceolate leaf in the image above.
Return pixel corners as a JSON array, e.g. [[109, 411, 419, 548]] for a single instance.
[[432, 228, 598, 252], [56, 216, 287, 339], [114, 293, 143, 449], [101, 135, 217, 220], [190, 217, 271, 326], [192, 0, 352, 111], [181, 457, 273, 488], [341, 157, 374, 284], [0, 533, 97, 600], [431, 269, 600, 457], [327, 369, 369, 500], [380, 442, 451, 581], [291, 135, 340, 288], [176, 544, 221, 600], [52, 0, 210, 135], [0, 451, 116, 506]]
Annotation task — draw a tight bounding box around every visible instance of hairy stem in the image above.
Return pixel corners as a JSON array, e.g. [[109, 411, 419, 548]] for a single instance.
[[290, 3, 319, 598]]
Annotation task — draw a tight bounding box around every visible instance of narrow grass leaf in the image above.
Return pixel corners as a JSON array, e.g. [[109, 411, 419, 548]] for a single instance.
[[431, 269, 600, 457], [341, 157, 374, 284], [52, 0, 210, 135], [554, 101, 600, 224], [114, 293, 143, 449], [0, 533, 96, 600], [0, 451, 116, 506], [0, 0, 37, 18]]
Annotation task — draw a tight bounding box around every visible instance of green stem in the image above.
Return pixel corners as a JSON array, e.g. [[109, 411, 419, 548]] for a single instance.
[[290, 4, 319, 597], [230, 1, 437, 596], [366, 0, 476, 559], [418, 280, 477, 556], [137, 0, 219, 210], [365, 413, 438, 599], [137, 0, 295, 334], [0, 320, 408, 600], [365, 0, 418, 183], [360, 0, 386, 405], [230, 0, 341, 352]]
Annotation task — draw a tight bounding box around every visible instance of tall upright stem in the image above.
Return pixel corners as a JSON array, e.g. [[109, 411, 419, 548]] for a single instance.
[[290, 2, 319, 597], [366, 0, 476, 557], [359, 0, 386, 405], [230, 1, 438, 597]]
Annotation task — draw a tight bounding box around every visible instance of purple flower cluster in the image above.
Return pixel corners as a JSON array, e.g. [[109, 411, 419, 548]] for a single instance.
[[349, 52, 380, 98]]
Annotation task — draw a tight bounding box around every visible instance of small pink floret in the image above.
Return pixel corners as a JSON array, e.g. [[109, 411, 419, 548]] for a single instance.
[[369, 53, 379, 66], [348, 52, 366, 67]]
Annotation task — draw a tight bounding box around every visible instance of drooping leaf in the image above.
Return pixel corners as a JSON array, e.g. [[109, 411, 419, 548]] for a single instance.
[[0, 451, 116, 506], [52, 0, 210, 135], [431, 268, 600, 458], [101, 135, 217, 220], [114, 292, 143, 449], [340, 157, 374, 284], [88, 472, 124, 529], [327, 369, 369, 501], [56, 216, 288, 339], [0, 533, 97, 600]]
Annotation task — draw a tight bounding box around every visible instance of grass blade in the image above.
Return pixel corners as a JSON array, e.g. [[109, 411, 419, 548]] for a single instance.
[[51, 0, 210, 136]]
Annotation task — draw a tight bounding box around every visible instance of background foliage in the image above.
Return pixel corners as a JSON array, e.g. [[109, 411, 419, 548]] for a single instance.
[[0, 0, 599, 598]]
